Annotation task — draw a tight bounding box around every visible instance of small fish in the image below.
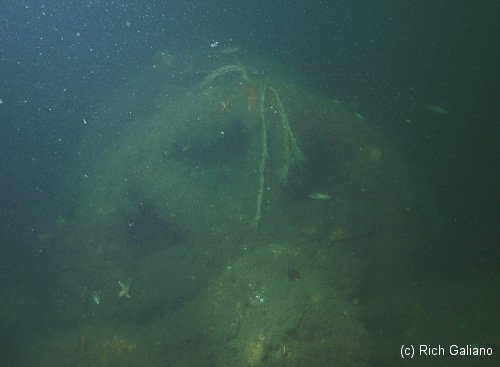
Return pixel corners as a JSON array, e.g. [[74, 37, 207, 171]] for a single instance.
[[91, 291, 101, 305], [308, 192, 332, 200], [427, 105, 450, 114], [220, 46, 241, 54], [355, 112, 365, 121], [118, 280, 131, 298]]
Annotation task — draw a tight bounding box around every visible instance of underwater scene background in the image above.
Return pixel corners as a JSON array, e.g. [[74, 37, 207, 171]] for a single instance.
[[0, 1, 498, 366]]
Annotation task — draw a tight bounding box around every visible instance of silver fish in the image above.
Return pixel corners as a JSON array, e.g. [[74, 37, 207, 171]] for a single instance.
[[308, 192, 332, 200], [427, 105, 450, 114], [91, 290, 101, 305]]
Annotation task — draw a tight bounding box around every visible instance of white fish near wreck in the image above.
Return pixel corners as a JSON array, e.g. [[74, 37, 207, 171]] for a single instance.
[[91, 290, 101, 305], [308, 192, 332, 200], [220, 46, 241, 54], [427, 105, 450, 114]]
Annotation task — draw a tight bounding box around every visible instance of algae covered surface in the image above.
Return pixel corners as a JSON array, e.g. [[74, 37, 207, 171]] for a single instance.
[[20, 51, 431, 367]]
